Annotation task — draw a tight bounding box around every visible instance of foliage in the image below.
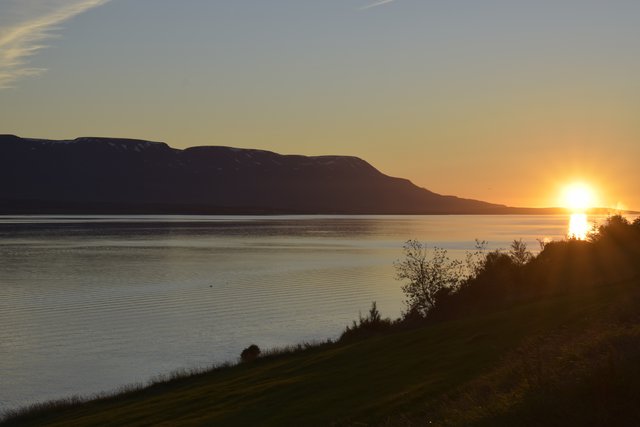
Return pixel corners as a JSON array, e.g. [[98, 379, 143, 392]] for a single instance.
[[240, 344, 261, 363], [340, 301, 393, 341], [367, 301, 381, 323], [508, 238, 533, 265], [394, 240, 464, 317], [436, 215, 640, 320], [465, 239, 489, 278], [394, 238, 534, 318]]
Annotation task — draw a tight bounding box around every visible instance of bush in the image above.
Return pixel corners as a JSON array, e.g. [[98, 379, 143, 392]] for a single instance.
[[240, 344, 261, 363], [394, 240, 464, 317], [508, 239, 533, 266], [340, 301, 393, 341]]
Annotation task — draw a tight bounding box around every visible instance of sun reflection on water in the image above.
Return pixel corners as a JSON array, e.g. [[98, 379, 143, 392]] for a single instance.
[[568, 213, 589, 240]]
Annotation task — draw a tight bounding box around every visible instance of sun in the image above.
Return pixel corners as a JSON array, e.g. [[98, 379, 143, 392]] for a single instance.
[[561, 182, 596, 212]]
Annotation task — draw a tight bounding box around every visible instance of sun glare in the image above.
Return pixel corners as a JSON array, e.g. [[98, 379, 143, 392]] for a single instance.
[[562, 183, 596, 212], [569, 213, 589, 240]]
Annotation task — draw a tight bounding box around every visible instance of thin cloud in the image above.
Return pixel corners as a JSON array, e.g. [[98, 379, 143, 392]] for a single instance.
[[0, 0, 110, 89], [360, 0, 396, 10]]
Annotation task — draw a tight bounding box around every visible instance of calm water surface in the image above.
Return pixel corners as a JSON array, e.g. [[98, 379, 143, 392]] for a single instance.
[[0, 214, 598, 412]]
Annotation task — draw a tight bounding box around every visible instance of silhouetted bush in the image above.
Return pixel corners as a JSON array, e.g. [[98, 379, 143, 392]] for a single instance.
[[340, 301, 393, 341], [240, 344, 261, 363], [508, 238, 534, 265], [432, 215, 640, 320], [347, 215, 640, 336], [394, 240, 464, 317]]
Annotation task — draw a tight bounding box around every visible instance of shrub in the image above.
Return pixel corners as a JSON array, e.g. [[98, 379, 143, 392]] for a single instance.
[[340, 301, 393, 341], [240, 344, 261, 363], [508, 239, 533, 266], [394, 240, 464, 317]]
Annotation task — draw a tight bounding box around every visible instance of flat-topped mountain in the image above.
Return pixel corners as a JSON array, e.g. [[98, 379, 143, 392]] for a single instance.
[[0, 135, 507, 214]]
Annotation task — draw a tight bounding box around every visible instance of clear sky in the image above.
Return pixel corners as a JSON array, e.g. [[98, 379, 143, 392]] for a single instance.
[[1, 0, 639, 209]]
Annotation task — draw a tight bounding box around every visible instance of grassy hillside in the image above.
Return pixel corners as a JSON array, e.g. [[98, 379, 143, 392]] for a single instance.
[[4, 216, 640, 426], [3, 275, 639, 426]]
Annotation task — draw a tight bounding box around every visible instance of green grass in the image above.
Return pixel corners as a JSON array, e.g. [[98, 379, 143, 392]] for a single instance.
[[4, 276, 639, 426], [392, 281, 640, 426]]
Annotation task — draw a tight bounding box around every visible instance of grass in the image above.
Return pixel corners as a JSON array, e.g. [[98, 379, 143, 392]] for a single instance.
[[392, 278, 640, 426], [3, 274, 639, 426]]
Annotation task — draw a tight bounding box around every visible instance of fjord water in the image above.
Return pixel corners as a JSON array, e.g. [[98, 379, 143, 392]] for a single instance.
[[0, 215, 591, 412]]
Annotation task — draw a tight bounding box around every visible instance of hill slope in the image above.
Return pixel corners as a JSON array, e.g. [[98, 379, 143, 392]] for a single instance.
[[3, 274, 639, 426], [0, 135, 506, 214]]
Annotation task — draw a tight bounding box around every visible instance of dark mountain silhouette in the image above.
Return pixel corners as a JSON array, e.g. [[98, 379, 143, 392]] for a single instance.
[[0, 135, 510, 214]]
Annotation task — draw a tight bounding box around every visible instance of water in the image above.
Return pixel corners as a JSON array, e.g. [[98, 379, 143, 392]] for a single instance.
[[0, 214, 598, 413]]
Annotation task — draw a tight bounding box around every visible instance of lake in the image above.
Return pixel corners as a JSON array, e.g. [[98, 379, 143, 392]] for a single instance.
[[0, 214, 605, 413]]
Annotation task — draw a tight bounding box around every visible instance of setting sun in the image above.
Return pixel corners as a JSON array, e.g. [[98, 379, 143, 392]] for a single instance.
[[562, 183, 596, 212]]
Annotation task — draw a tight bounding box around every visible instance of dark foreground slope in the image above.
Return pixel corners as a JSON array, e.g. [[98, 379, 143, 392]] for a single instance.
[[0, 135, 506, 214], [3, 226, 640, 426]]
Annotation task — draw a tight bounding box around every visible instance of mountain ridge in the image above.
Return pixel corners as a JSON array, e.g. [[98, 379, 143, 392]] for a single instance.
[[2, 134, 511, 214]]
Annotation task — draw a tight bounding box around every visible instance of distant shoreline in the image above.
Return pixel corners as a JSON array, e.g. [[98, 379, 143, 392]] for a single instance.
[[0, 199, 635, 216]]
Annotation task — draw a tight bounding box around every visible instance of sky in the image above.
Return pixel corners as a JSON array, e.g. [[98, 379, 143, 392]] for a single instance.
[[1, 0, 640, 209]]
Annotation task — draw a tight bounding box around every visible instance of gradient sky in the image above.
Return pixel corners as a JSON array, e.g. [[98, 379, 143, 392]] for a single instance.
[[1, 0, 640, 209]]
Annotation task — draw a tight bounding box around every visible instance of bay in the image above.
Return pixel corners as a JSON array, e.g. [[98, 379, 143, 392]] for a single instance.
[[0, 214, 596, 413]]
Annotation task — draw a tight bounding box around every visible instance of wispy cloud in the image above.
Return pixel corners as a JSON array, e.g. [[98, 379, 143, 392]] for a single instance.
[[360, 0, 396, 10], [0, 0, 110, 89]]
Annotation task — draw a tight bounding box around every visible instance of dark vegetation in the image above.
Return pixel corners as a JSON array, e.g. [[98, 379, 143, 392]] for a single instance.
[[2, 215, 640, 426], [429, 215, 640, 321], [336, 215, 640, 341], [239, 344, 261, 363], [339, 301, 393, 341]]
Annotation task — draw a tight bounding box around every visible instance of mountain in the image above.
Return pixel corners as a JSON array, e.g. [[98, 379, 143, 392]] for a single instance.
[[0, 135, 507, 214]]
